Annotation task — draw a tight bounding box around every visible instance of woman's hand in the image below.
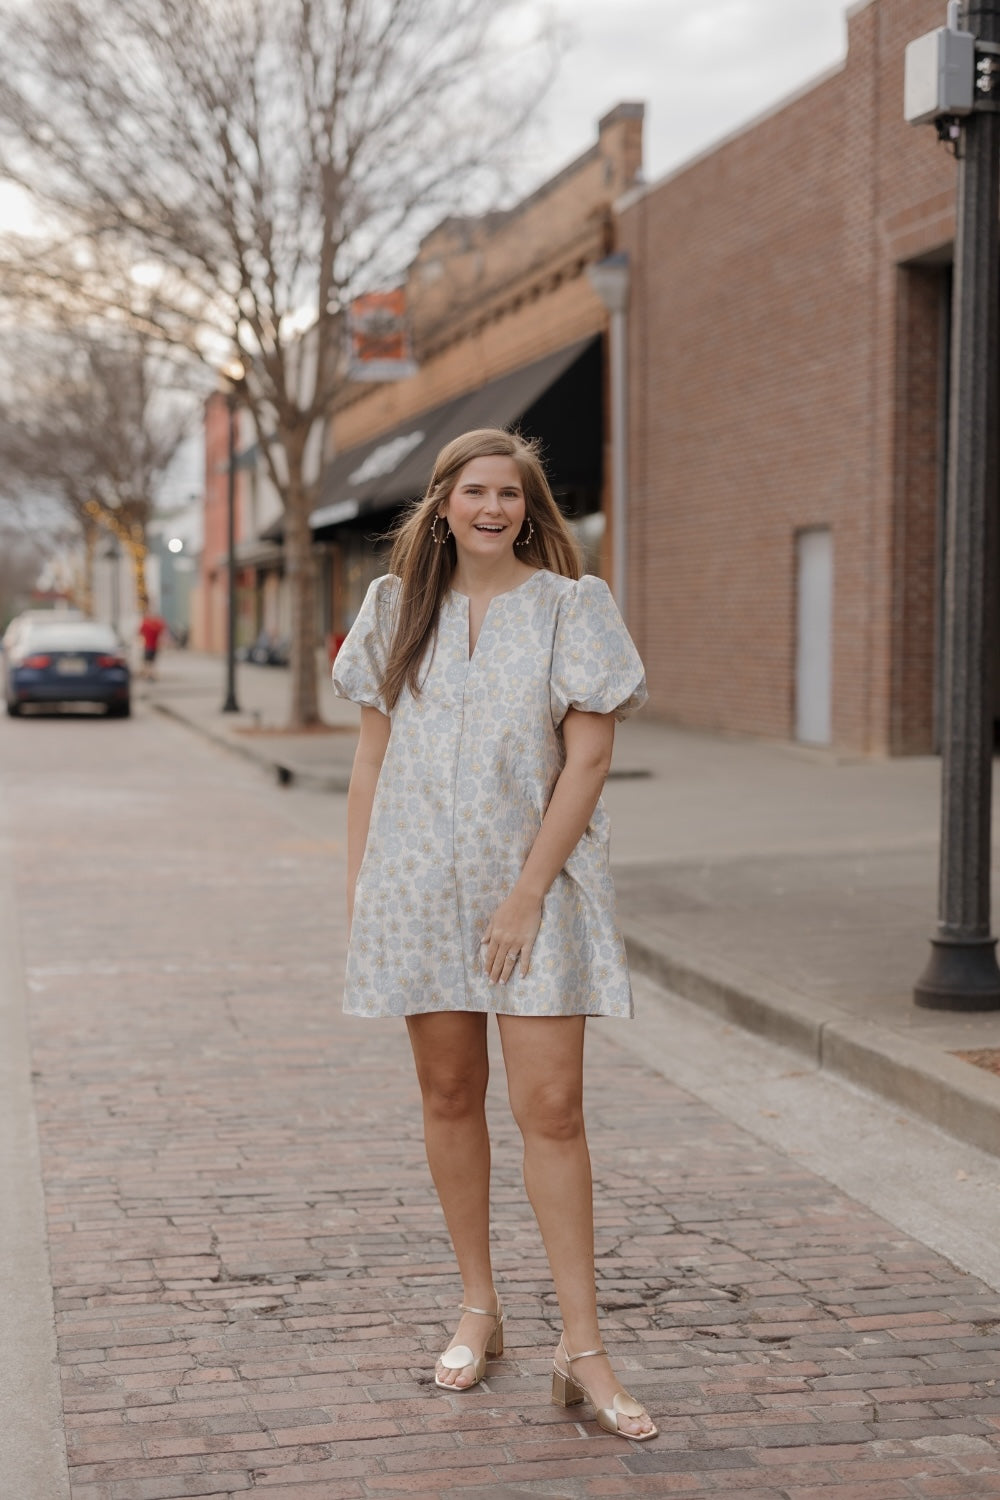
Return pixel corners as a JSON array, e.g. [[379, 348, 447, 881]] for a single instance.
[[482, 890, 542, 984]]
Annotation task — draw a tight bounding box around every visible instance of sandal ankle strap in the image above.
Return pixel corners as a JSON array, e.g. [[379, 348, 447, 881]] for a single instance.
[[459, 1296, 502, 1319], [563, 1342, 607, 1364]]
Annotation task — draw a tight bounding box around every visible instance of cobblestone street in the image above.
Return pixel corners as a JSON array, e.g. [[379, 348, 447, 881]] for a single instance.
[[3, 703, 1000, 1499]]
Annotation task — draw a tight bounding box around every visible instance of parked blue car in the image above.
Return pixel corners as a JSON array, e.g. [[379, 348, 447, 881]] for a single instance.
[[4, 620, 131, 717]]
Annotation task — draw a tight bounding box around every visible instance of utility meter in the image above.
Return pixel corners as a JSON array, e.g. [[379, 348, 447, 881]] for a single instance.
[[904, 5, 976, 124]]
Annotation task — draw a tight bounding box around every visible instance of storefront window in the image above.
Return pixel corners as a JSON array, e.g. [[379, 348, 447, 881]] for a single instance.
[[339, 532, 393, 632]]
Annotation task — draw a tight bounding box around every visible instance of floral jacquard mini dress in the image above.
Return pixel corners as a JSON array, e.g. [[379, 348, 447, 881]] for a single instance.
[[333, 569, 647, 1019]]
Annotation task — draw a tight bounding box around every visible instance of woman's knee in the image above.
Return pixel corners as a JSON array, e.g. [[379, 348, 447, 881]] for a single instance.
[[407, 1015, 488, 1122], [511, 1083, 585, 1143], [420, 1070, 488, 1123]]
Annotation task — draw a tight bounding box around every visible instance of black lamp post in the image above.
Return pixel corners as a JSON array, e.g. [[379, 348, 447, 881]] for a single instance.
[[221, 367, 245, 714], [911, 1, 1000, 1009]]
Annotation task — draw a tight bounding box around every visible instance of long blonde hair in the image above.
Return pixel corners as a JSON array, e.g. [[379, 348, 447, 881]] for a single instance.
[[380, 428, 582, 711]]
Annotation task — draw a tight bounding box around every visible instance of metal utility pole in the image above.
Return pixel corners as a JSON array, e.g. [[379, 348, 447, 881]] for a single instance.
[[222, 381, 241, 715], [910, 1, 1000, 1008], [587, 253, 631, 618]]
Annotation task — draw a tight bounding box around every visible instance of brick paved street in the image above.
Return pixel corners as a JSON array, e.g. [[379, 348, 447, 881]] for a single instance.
[[3, 704, 1000, 1499]]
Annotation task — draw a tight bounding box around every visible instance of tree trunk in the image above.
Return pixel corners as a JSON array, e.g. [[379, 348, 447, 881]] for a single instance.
[[127, 537, 149, 615], [284, 467, 320, 729]]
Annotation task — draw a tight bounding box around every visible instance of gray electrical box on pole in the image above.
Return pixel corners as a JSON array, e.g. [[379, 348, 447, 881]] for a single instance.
[[904, 15, 976, 123]]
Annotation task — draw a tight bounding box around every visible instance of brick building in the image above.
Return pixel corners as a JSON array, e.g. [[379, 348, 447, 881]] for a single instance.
[[619, 0, 958, 754], [313, 104, 646, 635], [306, 0, 964, 755], [192, 391, 256, 655]]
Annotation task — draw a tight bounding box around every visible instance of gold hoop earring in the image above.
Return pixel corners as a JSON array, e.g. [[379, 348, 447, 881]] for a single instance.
[[514, 517, 535, 547], [430, 515, 451, 545]]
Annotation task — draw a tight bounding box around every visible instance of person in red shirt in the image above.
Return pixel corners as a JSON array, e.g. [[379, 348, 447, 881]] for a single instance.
[[138, 613, 166, 680]]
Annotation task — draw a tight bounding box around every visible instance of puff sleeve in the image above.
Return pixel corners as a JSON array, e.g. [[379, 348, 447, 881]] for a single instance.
[[332, 574, 399, 713], [550, 574, 648, 726]]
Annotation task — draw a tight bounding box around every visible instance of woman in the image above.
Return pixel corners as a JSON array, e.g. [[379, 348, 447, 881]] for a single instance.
[[334, 428, 656, 1441]]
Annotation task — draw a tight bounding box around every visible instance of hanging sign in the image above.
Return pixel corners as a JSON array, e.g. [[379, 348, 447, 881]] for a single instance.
[[347, 290, 419, 382]]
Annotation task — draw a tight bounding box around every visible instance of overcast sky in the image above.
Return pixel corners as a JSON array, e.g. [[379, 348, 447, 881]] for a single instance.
[[0, 2, 854, 229], [531, 0, 852, 186]]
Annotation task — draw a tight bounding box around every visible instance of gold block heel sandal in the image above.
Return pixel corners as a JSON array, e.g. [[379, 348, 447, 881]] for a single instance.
[[551, 1339, 657, 1441], [434, 1294, 504, 1390]]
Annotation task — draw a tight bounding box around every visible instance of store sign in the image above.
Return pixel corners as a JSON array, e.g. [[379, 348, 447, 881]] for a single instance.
[[347, 290, 419, 382]]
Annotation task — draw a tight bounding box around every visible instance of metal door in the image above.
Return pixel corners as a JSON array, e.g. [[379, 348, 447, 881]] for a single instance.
[[795, 527, 833, 745]]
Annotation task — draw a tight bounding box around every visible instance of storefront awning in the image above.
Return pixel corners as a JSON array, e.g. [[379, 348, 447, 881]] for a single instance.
[[235, 539, 284, 569], [310, 336, 600, 533], [214, 538, 285, 571]]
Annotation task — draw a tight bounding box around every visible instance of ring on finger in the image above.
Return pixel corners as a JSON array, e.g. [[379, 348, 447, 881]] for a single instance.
[[504, 951, 518, 965]]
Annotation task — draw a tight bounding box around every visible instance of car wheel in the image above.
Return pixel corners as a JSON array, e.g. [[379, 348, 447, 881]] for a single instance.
[[5, 700, 21, 717], [109, 700, 131, 719]]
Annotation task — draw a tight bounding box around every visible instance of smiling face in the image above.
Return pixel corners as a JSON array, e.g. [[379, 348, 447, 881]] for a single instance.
[[438, 455, 527, 566]]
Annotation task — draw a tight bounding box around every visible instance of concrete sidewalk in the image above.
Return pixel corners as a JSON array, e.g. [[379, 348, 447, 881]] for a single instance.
[[145, 649, 365, 793], [146, 649, 1000, 1158]]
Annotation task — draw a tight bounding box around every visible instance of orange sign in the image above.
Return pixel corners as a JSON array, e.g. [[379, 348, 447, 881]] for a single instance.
[[348, 290, 418, 381]]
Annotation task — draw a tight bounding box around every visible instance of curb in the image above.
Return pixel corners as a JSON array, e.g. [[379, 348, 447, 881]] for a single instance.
[[622, 922, 1000, 1159], [0, 794, 71, 1499], [150, 701, 353, 792]]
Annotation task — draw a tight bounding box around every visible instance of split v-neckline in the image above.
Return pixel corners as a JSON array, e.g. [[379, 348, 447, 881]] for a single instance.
[[451, 570, 544, 661]]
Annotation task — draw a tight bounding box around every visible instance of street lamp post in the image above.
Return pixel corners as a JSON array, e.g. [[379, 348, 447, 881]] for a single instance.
[[908, 1, 1000, 1009], [221, 370, 244, 714], [587, 253, 631, 617]]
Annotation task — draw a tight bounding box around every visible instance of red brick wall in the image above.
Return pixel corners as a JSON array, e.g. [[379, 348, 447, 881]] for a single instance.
[[620, 0, 955, 753]]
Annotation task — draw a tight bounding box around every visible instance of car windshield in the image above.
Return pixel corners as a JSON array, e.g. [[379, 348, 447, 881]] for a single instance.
[[21, 623, 121, 653]]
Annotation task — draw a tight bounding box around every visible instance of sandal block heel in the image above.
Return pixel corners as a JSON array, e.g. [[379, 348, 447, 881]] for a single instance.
[[486, 1322, 503, 1358], [551, 1338, 658, 1441], [551, 1367, 585, 1407]]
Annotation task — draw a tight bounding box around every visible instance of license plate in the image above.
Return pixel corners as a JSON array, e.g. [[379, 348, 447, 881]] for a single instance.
[[56, 657, 88, 675]]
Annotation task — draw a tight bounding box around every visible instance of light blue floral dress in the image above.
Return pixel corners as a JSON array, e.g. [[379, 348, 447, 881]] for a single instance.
[[333, 569, 647, 1018]]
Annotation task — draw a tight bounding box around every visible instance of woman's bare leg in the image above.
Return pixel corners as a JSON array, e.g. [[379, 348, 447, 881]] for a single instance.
[[406, 1012, 497, 1388], [497, 1014, 654, 1437]]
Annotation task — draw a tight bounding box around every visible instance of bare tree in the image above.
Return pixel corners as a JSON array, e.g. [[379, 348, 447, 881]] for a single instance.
[[0, 327, 194, 617], [0, 0, 554, 726], [0, 512, 49, 626]]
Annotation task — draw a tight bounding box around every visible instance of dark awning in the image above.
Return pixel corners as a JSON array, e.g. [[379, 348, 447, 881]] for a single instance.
[[309, 336, 601, 533]]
